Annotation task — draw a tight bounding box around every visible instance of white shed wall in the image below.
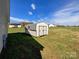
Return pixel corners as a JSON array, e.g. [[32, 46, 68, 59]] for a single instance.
[[25, 22, 48, 37], [36, 23, 48, 36]]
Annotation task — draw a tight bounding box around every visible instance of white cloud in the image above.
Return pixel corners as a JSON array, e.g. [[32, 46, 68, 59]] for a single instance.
[[54, 3, 79, 17], [53, 15, 79, 25], [28, 11, 33, 15], [31, 3, 36, 10], [54, 8, 74, 17], [52, 1, 79, 26], [38, 19, 44, 22], [31, 20, 37, 23], [10, 17, 30, 23], [36, 18, 49, 24]]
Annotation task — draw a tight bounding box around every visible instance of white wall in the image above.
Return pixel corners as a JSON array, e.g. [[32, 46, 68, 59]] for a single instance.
[[18, 25, 21, 28], [9, 25, 15, 28]]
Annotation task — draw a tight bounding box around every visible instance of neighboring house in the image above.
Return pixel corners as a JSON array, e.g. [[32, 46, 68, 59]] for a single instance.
[[25, 22, 48, 37], [0, 0, 9, 53], [9, 23, 22, 28], [49, 24, 56, 27]]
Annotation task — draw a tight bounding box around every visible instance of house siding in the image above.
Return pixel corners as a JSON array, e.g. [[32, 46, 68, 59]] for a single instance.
[[0, 0, 9, 53]]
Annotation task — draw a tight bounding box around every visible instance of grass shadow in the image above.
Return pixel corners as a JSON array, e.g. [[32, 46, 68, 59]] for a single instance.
[[0, 32, 44, 59]]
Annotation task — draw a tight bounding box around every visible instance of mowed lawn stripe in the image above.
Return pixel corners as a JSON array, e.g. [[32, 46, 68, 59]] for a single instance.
[[6, 27, 79, 59]]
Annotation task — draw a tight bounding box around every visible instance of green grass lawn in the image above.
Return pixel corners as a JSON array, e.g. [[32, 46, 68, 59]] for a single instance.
[[35, 27, 79, 59], [8, 27, 25, 33], [1, 27, 79, 59]]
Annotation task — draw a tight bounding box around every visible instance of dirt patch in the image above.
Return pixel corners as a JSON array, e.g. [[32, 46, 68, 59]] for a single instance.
[[41, 46, 59, 59], [74, 32, 79, 38]]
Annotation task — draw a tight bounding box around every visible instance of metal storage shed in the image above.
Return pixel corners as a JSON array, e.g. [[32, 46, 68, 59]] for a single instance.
[[25, 22, 48, 37], [0, 0, 9, 53]]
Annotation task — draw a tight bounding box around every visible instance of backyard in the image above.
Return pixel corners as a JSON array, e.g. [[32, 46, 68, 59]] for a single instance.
[[1, 27, 79, 59]]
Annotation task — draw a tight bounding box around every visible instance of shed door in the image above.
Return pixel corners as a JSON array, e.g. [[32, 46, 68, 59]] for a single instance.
[[38, 26, 47, 36], [44, 26, 47, 34], [39, 26, 43, 36]]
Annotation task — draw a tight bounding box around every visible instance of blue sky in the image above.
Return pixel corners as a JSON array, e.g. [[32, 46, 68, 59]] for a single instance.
[[10, 0, 79, 25]]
